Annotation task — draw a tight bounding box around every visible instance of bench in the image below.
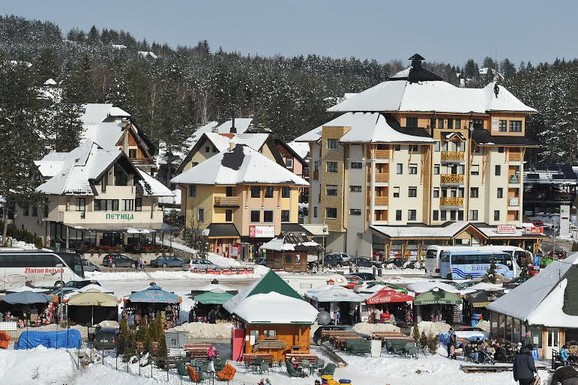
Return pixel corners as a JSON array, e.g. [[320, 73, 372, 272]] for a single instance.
[[385, 339, 418, 358], [344, 339, 371, 355], [372, 331, 409, 340], [184, 344, 211, 360], [243, 353, 274, 368]]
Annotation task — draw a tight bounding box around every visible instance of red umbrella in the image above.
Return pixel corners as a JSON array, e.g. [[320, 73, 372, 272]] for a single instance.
[[366, 288, 413, 305]]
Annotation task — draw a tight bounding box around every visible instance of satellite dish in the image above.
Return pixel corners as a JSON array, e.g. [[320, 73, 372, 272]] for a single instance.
[[317, 311, 331, 325]]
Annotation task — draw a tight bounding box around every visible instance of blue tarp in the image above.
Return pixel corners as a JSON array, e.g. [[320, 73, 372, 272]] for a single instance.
[[128, 285, 179, 304], [15, 329, 82, 349]]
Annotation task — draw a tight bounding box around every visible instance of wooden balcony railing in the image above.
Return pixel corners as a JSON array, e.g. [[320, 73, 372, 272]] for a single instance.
[[374, 196, 389, 206], [214, 196, 240, 207], [440, 197, 464, 207], [368, 173, 389, 183], [440, 174, 464, 184], [508, 152, 522, 161], [375, 149, 390, 159], [441, 151, 465, 162]]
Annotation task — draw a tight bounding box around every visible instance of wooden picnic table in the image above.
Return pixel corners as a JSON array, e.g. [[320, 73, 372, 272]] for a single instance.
[[183, 344, 211, 359]]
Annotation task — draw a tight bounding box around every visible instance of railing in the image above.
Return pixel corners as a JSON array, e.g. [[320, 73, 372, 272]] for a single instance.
[[441, 151, 465, 162], [368, 173, 389, 183], [440, 174, 464, 184], [508, 152, 522, 161], [130, 158, 155, 165], [374, 196, 388, 206], [440, 197, 464, 207], [375, 149, 390, 159], [214, 197, 240, 207]]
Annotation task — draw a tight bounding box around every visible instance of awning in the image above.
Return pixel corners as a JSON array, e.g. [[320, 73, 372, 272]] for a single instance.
[[413, 290, 462, 306], [366, 288, 414, 305], [66, 290, 119, 307], [1, 291, 54, 305], [128, 285, 180, 304], [193, 291, 234, 305]]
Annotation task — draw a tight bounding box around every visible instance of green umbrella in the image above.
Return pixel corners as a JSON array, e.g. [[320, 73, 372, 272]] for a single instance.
[[193, 291, 234, 305]]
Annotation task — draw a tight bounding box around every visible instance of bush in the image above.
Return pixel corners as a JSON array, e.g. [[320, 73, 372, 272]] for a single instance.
[[427, 333, 438, 354]]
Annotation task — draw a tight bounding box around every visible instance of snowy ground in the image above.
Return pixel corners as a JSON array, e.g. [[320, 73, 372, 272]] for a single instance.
[[0, 266, 540, 384]]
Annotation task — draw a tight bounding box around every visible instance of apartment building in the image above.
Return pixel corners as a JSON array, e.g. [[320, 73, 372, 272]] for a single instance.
[[295, 54, 542, 258], [171, 144, 308, 259]]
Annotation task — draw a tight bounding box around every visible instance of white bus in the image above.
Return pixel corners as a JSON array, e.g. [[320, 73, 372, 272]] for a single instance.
[[425, 245, 529, 277], [0, 249, 85, 290], [439, 249, 518, 280]]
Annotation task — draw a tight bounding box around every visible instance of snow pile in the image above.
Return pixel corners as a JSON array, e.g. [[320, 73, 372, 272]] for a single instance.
[[414, 321, 450, 337], [352, 322, 400, 334], [0, 346, 77, 385], [87, 268, 265, 282], [167, 321, 233, 339], [207, 252, 242, 267]]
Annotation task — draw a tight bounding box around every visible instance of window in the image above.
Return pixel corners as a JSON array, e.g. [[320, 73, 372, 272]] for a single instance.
[[123, 199, 134, 211], [440, 210, 447, 221], [495, 165, 501, 176], [281, 186, 290, 198], [471, 165, 479, 176], [129, 149, 137, 158], [76, 198, 86, 212], [393, 186, 400, 198], [349, 209, 362, 216], [264, 186, 274, 198], [327, 161, 338, 173], [205, 146, 210, 153], [327, 138, 339, 149], [31, 205, 38, 217], [225, 209, 233, 222], [135, 198, 142, 211], [396, 163, 403, 174], [455, 119, 461, 129], [198, 208, 205, 222], [499, 120, 507, 132], [494, 210, 500, 221], [458, 210, 464, 220], [433, 210, 439, 221], [450, 210, 457, 221], [408, 209, 417, 221], [326, 185, 338, 196], [263, 211, 273, 222], [434, 164, 440, 175], [470, 210, 478, 221], [313, 206, 318, 218], [395, 210, 402, 221], [251, 210, 260, 222], [285, 158, 294, 168], [447, 119, 453, 129], [438, 118, 444, 129], [189, 185, 196, 197], [281, 210, 290, 222], [226, 186, 234, 196], [350, 185, 362, 192], [497, 188, 503, 198], [430, 118, 436, 129], [434, 141, 440, 152], [408, 186, 417, 197], [251, 186, 261, 198], [212, 146, 218, 153], [509, 120, 522, 132], [498, 147, 505, 153], [94, 199, 119, 211], [409, 163, 418, 174], [406, 117, 418, 127], [473, 119, 484, 129], [433, 188, 440, 198], [470, 187, 479, 198], [409, 145, 419, 152], [351, 162, 362, 169], [326, 207, 337, 219], [394, 144, 400, 151]]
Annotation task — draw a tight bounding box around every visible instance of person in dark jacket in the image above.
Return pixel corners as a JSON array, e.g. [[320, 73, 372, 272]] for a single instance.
[[513, 344, 537, 385], [549, 365, 578, 385]]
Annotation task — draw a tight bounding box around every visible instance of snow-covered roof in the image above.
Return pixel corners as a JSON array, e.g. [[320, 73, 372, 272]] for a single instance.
[[35, 152, 71, 177], [205, 132, 269, 153], [327, 80, 536, 114], [405, 281, 462, 294], [171, 144, 308, 186], [36, 142, 121, 195], [294, 112, 433, 144], [370, 222, 470, 239], [82, 122, 123, 150], [81, 104, 130, 125], [287, 141, 310, 159], [136, 169, 174, 197], [259, 232, 319, 252], [305, 285, 364, 303], [138, 51, 158, 59], [231, 292, 318, 324], [487, 253, 578, 327], [158, 189, 181, 205]]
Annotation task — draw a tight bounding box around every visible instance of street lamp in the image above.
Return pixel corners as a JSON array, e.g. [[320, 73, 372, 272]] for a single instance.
[[321, 224, 327, 272]]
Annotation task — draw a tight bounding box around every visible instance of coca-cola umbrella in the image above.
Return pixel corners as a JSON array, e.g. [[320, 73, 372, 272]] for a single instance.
[[365, 288, 414, 305]]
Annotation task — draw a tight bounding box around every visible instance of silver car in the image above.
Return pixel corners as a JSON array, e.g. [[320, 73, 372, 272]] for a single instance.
[[182, 258, 219, 271]]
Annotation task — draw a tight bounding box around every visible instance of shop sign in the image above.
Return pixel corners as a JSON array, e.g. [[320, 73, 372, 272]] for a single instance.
[[496, 224, 516, 234], [105, 213, 135, 220], [249, 225, 275, 238]]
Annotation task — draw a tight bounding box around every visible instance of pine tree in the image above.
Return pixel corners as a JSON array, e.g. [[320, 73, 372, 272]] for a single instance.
[[412, 325, 421, 343]]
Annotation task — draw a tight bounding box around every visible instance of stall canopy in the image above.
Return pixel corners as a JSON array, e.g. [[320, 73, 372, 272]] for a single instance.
[[66, 289, 119, 307], [413, 290, 462, 306], [1, 291, 53, 305], [305, 285, 364, 303], [366, 288, 414, 305], [193, 289, 234, 305], [128, 285, 180, 304]]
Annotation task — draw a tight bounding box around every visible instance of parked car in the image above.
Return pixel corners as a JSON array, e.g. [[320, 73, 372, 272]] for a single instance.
[[349, 272, 376, 281], [322, 252, 351, 268], [102, 254, 138, 268], [347, 257, 382, 268], [52, 279, 101, 295], [383, 258, 406, 268], [81, 259, 101, 272], [182, 258, 219, 271], [91, 326, 119, 350], [150, 255, 185, 268], [454, 326, 489, 343]]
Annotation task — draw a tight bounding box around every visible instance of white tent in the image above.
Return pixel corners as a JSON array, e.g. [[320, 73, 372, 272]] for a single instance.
[[405, 281, 469, 294], [305, 285, 364, 303], [232, 292, 318, 324]]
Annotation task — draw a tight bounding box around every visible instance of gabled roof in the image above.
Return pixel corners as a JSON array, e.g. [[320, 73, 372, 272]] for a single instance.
[[228, 292, 318, 324], [487, 253, 578, 327], [286, 141, 310, 160], [259, 232, 321, 252], [81, 103, 130, 125], [171, 144, 309, 186], [294, 112, 433, 144], [327, 80, 536, 114]]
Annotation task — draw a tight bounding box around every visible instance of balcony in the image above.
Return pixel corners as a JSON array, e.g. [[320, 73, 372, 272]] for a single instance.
[[509, 197, 519, 207], [374, 196, 389, 206], [214, 196, 240, 207], [440, 174, 464, 185], [509, 174, 520, 184], [441, 151, 465, 163], [375, 149, 390, 159], [440, 197, 464, 207], [368, 173, 389, 183], [508, 152, 522, 161]]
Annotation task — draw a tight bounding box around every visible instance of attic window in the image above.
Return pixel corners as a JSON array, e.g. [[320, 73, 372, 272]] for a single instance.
[[406, 117, 418, 127]]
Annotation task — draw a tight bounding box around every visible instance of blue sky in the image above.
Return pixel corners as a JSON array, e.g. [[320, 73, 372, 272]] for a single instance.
[[4, 0, 576, 66]]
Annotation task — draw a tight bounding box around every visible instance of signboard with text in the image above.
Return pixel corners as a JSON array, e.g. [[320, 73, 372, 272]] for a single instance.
[[496, 224, 516, 234], [249, 225, 275, 238]]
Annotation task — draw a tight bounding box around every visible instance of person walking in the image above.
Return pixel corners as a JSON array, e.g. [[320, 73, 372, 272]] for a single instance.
[[513, 344, 537, 385], [447, 327, 456, 359], [560, 344, 570, 367], [207, 344, 217, 373]]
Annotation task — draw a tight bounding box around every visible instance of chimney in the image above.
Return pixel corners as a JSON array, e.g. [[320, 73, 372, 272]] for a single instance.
[[230, 116, 236, 134], [409, 53, 425, 69]]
